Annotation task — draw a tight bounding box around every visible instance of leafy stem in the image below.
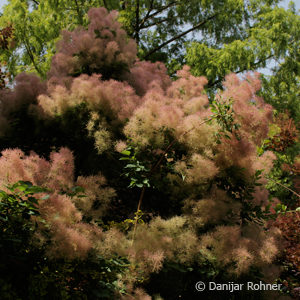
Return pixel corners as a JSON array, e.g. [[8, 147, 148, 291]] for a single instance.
[[267, 177, 300, 198]]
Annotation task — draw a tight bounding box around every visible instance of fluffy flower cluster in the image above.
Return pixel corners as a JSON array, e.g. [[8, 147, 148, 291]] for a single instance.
[[39, 74, 140, 121], [48, 7, 137, 86], [199, 224, 282, 275], [0, 73, 45, 136], [0, 148, 115, 258], [124, 66, 215, 151], [110, 215, 281, 284], [183, 187, 241, 228], [127, 60, 171, 96], [216, 73, 275, 175]]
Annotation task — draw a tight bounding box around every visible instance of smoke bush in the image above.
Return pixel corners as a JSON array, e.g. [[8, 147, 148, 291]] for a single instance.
[[0, 147, 115, 259], [0, 73, 46, 136], [113, 67, 280, 289], [127, 60, 171, 96], [199, 224, 281, 275], [0, 6, 287, 297], [48, 7, 136, 85], [39, 74, 140, 122], [183, 187, 242, 228]]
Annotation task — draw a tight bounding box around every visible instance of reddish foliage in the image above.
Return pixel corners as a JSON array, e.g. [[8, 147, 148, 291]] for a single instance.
[[0, 25, 13, 50], [276, 212, 300, 271], [0, 69, 7, 90], [282, 155, 300, 194], [294, 178, 300, 194], [274, 210, 300, 297], [266, 114, 298, 152], [0, 25, 14, 89]]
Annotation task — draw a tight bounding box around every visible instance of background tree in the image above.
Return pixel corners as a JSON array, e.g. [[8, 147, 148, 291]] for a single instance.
[[0, 24, 13, 88], [0, 1, 297, 75], [260, 44, 300, 126]]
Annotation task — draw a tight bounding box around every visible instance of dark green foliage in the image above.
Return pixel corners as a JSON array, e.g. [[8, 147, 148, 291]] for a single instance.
[[0, 181, 130, 299], [0, 181, 45, 253], [120, 146, 151, 188]]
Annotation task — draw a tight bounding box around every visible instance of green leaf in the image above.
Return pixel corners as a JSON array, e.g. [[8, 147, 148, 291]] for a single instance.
[[119, 157, 130, 160], [27, 196, 38, 204], [124, 164, 136, 168], [27, 186, 46, 194], [121, 150, 131, 156], [255, 170, 263, 177], [0, 190, 8, 199], [0, 215, 8, 221]]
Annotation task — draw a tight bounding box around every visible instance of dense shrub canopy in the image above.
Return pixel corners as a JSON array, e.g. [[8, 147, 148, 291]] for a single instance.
[[0, 5, 299, 300]]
